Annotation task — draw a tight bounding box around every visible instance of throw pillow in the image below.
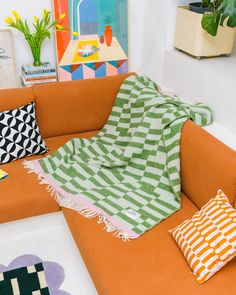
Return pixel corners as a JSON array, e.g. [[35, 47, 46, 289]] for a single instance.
[[169, 190, 236, 284], [0, 102, 47, 164]]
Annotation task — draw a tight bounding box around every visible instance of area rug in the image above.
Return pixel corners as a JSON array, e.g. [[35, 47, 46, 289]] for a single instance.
[[0, 255, 70, 295], [24, 75, 213, 240]]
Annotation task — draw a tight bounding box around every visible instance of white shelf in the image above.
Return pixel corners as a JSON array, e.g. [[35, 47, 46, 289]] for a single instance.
[[173, 45, 236, 85], [162, 47, 236, 137], [204, 123, 236, 150]]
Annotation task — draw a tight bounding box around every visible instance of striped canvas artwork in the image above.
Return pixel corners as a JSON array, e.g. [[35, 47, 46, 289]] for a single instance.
[[170, 190, 236, 284], [25, 75, 213, 240]]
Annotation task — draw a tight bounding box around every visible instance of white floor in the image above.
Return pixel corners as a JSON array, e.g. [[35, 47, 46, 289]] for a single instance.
[[0, 212, 98, 295]]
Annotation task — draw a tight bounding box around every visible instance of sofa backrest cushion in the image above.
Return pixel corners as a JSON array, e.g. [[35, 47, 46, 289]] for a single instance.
[[0, 87, 35, 112], [33, 73, 133, 139], [181, 120, 236, 209]]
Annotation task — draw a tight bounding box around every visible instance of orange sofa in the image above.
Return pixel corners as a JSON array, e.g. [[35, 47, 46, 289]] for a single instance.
[[1, 73, 236, 295]]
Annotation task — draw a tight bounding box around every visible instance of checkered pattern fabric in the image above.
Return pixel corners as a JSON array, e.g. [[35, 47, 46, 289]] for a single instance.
[[25, 75, 213, 239], [0, 263, 50, 294]]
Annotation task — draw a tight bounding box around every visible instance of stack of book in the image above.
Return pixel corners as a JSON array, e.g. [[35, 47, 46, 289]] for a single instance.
[[21, 62, 57, 87]]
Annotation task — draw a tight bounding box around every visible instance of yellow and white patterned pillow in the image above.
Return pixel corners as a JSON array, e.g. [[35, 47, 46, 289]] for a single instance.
[[170, 190, 236, 284]]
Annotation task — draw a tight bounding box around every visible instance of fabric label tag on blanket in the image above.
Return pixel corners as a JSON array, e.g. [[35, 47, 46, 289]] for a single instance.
[[125, 209, 141, 221]]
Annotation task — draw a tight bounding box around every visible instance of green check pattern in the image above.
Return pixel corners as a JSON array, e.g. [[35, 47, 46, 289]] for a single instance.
[[26, 75, 213, 239]]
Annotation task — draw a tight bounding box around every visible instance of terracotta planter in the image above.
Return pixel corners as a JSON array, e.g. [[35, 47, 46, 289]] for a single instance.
[[174, 6, 236, 58], [104, 26, 113, 47]]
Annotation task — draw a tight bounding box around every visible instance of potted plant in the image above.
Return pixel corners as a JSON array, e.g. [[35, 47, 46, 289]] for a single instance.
[[201, 0, 236, 36], [174, 0, 236, 58], [5, 9, 79, 67]]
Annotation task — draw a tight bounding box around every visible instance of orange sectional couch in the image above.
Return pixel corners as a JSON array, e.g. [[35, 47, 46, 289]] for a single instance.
[[1, 73, 236, 294]]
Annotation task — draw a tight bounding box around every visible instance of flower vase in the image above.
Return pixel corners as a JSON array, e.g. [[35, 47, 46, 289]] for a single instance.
[[104, 25, 113, 47], [29, 45, 42, 67]]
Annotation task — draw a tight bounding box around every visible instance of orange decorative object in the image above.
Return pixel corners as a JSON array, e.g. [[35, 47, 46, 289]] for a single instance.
[[99, 35, 105, 44], [104, 25, 113, 47]]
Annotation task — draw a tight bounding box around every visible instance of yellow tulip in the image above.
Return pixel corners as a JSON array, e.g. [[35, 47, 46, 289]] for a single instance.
[[43, 8, 50, 18], [5, 17, 14, 25], [72, 32, 79, 36], [12, 10, 21, 20], [56, 24, 64, 30], [59, 13, 66, 20], [34, 16, 39, 23]]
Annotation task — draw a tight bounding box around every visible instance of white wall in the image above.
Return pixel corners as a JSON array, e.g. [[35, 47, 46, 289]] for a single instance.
[[128, 0, 144, 74], [137, 0, 191, 82]]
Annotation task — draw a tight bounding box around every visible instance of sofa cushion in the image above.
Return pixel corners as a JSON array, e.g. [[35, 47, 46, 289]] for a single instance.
[[181, 120, 236, 209], [0, 87, 35, 113], [0, 154, 59, 224], [0, 130, 100, 224], [0, 102, 48, 164], [170, 189, 236, 284], [63, 193, 236, 295], [33, 73, 133, 139]]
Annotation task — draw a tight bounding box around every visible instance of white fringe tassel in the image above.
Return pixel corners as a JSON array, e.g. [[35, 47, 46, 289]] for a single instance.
[[23, 161, 133, 241]]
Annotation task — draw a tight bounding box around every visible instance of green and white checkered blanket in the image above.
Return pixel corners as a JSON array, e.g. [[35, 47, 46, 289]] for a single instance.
[[25, 75, 213, 240]]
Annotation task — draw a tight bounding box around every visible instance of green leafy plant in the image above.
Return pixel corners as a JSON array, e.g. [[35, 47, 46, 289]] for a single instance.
[[201, 0, 212, 7], [201, 0, 236, 36], [5, 9, 79, 66]]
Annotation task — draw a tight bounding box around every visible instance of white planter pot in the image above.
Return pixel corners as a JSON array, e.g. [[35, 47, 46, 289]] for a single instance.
[[174, 6, 235, 58]]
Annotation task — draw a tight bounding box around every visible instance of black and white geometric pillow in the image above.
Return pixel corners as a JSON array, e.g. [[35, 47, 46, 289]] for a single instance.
[[0, 102, 48, 164]]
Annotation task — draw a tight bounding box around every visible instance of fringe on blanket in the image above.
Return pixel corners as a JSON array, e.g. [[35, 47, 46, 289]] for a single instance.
[[23, 161, 132, 241]]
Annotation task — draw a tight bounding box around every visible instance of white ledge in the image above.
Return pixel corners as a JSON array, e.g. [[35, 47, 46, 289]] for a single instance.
[[162, 47, 236, 137]]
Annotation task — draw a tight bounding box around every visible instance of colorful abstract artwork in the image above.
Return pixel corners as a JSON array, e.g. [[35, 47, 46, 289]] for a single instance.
[[54, 0, 128, 81], [0, 255, 70, 295]]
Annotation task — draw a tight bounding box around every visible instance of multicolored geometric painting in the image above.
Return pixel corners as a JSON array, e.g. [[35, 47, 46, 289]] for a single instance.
[[54, 0, 128, 81]]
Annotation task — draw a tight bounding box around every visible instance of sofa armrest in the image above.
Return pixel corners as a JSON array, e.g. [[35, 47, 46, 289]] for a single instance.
[[180, 120, 236, 208]]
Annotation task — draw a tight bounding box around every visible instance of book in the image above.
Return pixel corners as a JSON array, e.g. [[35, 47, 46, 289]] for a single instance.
[[22, 67, 56, 75], [22, 72, 57, 82], [21, 75, 57, 86], [0, 169, 8, 181], [22, 62, 56, 75]]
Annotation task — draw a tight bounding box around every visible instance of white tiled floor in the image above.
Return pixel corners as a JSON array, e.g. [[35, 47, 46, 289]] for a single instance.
[[0, 212, 98, 295]]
